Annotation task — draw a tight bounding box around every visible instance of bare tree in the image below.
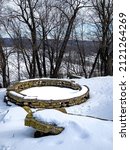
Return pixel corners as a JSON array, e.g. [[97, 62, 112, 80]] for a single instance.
[[10, 0, 43, 78], [2, 0, 110, 81], [0, 38, 8, 87], [89, 0, 113, 77], [74, 18, 89, 78], [37, 0, 55, 77], [2, 15, 32, 80], [47, 0, 90, 78], [0, 0, 9, 87], [5, 0, 92, 79]]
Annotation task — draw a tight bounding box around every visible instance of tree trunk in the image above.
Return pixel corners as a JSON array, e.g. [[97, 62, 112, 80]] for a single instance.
[[31, 28, 42, 78], [89, 48, 100, 78], [0, 41, 8, 87], [17, 50, 20, 81], [28, 0, 42, 78], [41, 23, 47, 77], [52, 10, 78, 78], [106, 51, 113, 75]]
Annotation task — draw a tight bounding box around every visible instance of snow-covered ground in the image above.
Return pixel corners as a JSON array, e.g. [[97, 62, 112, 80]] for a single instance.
[[0, 76, 113, 150], [20, 85, 88, 100], [67, 76, 113, 120]]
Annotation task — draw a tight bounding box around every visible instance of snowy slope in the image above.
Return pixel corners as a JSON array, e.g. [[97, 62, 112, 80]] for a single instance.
[[67, 76, 113, 120], [0, 76, 113, 150]]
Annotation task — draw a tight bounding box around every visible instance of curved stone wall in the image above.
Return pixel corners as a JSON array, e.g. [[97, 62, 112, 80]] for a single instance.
[[25, 112, 64, 135], [23, 107, 66, 136], [6, 78, 89, 108]]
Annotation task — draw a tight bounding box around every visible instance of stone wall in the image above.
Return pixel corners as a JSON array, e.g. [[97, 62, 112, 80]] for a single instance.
[[25, 113, 64, 135], [23, 106, 66, 136], [6, 78, 89, 108]]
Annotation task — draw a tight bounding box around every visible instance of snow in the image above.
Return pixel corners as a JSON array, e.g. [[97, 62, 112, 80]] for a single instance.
[[67, 76, 113, 120], [9, 91, 25, 98], [33, 109, 112, 150], [33, 109, 69, 127], [0, 76, 113, 150], [0, 89, 6, 107], [20, 86, 88, 100]]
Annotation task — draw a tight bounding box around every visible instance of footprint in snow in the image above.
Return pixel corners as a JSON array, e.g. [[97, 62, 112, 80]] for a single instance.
[[66, 121, 89, 140]]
